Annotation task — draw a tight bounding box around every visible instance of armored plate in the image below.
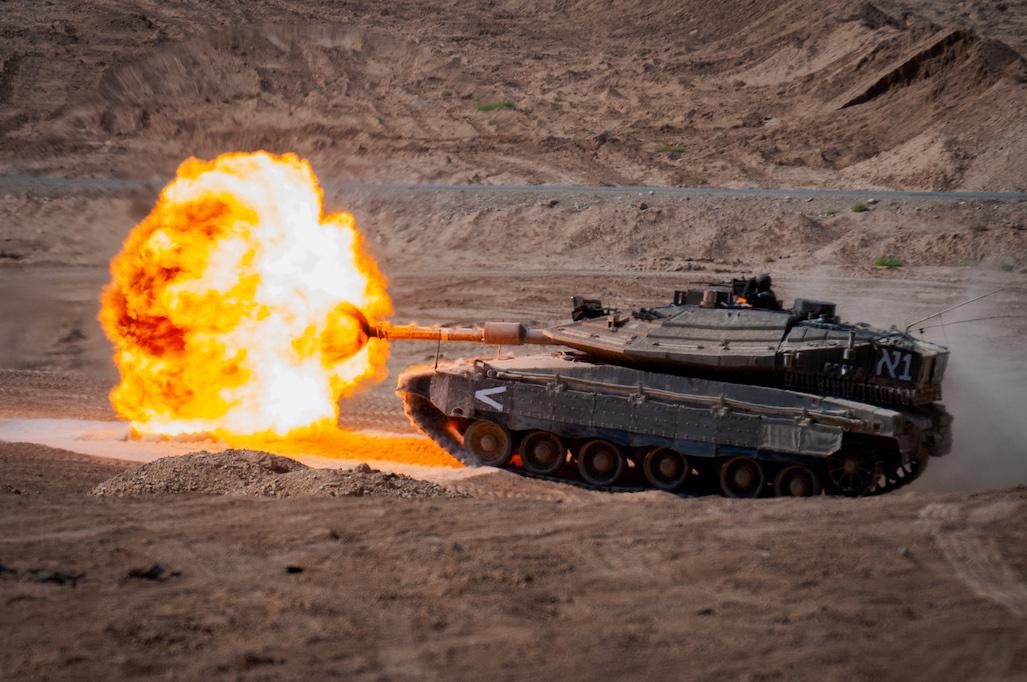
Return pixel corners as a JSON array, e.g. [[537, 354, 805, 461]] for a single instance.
[[541, 305, 947, 405], [545, 308, 787, 371]]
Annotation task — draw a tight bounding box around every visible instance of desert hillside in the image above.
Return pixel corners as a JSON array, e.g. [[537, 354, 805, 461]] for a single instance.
[[1, 0, 1025, 190]]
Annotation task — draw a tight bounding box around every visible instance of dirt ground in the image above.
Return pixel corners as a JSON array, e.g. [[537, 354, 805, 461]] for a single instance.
[[2, 0, 1027, 679], [2, 442, 1026, 681]]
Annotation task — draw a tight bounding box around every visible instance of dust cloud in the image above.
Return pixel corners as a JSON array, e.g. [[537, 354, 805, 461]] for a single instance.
[[918, 315, 1027, 491], [777, 268, 1027, 492], [893, 270, 1026, 491]]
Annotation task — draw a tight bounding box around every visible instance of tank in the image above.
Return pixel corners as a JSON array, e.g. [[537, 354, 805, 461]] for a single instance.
[[368, 279, 952, 497]]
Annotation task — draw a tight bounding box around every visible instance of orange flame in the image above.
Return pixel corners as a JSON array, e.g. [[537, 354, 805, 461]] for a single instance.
[[100, 152, 392, 437]]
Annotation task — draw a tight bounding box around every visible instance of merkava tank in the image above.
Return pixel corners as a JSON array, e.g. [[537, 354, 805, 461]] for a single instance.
[[368, 279, 952, 497]]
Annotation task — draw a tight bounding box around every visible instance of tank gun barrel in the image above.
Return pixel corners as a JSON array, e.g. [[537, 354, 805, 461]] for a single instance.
[[370, 321, 552, 346]]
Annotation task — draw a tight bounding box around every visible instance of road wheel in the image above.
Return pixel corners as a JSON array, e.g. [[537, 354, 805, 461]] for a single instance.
[[520, 431, 566, 475], [719, 457, 765, 498], [463, 420, 513, 467], [642, 447, 690, 491], [826, 450, 876, 496], [773, 465, 821, 497], [576, 439, 625, 487]]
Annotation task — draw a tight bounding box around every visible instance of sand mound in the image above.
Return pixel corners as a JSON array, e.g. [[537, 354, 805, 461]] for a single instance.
[[90, 450, 463, 499], [240, 466, 465, 499]]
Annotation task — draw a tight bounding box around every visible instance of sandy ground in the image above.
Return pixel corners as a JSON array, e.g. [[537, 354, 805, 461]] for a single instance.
[[2, 442, 1026, 681], [3, 0, 1027, 679]]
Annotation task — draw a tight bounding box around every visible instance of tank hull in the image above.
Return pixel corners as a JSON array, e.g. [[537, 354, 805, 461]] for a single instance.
[[398, 353, 952, 497]]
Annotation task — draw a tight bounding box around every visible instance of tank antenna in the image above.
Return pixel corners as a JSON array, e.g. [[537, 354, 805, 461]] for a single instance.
[[914, 314, 1027, 332], [903, 285, 1010, 333]]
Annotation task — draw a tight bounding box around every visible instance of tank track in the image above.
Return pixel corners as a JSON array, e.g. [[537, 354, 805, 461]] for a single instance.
[[402, 393, 468, 464], [865, 452, 929, 497], [401, 393, 929, 498], [403, 394, 657, 495]]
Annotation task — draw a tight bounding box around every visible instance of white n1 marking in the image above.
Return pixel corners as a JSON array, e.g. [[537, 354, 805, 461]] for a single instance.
[[875, 349, 913, 381], [474, 386, 507, 410]]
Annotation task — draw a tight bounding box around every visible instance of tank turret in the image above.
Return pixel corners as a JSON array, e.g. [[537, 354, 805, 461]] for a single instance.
[[370, 281, 948, 407]]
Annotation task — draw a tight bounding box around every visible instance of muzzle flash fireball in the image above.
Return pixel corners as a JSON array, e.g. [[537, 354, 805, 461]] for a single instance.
[[100, 152, 390, 437]]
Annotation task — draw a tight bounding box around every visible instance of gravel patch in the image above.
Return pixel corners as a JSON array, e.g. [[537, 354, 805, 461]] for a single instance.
[[91, 450, 463, 499]]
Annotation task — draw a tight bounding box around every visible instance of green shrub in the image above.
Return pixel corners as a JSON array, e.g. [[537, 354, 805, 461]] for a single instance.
[[874, 256, 903, 268], [851, 202, 868, 213], [477, 100, 515, 112], [763, 255, 775, 263], [656, 145, 687, 153]]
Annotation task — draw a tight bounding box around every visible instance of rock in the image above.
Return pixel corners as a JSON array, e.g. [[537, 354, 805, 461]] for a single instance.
[[638, 202, 649, 211], [312, 527, 340, 541], [354, 463, 373, 473], [286, 565, 304, 574], [867, 198, 879, 205], [30, 569, 84, 587], [898, 547, 912, 559], [127, 564, 180, 581], [242, 653, 279, 667], [696, 607, 715, 616]]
